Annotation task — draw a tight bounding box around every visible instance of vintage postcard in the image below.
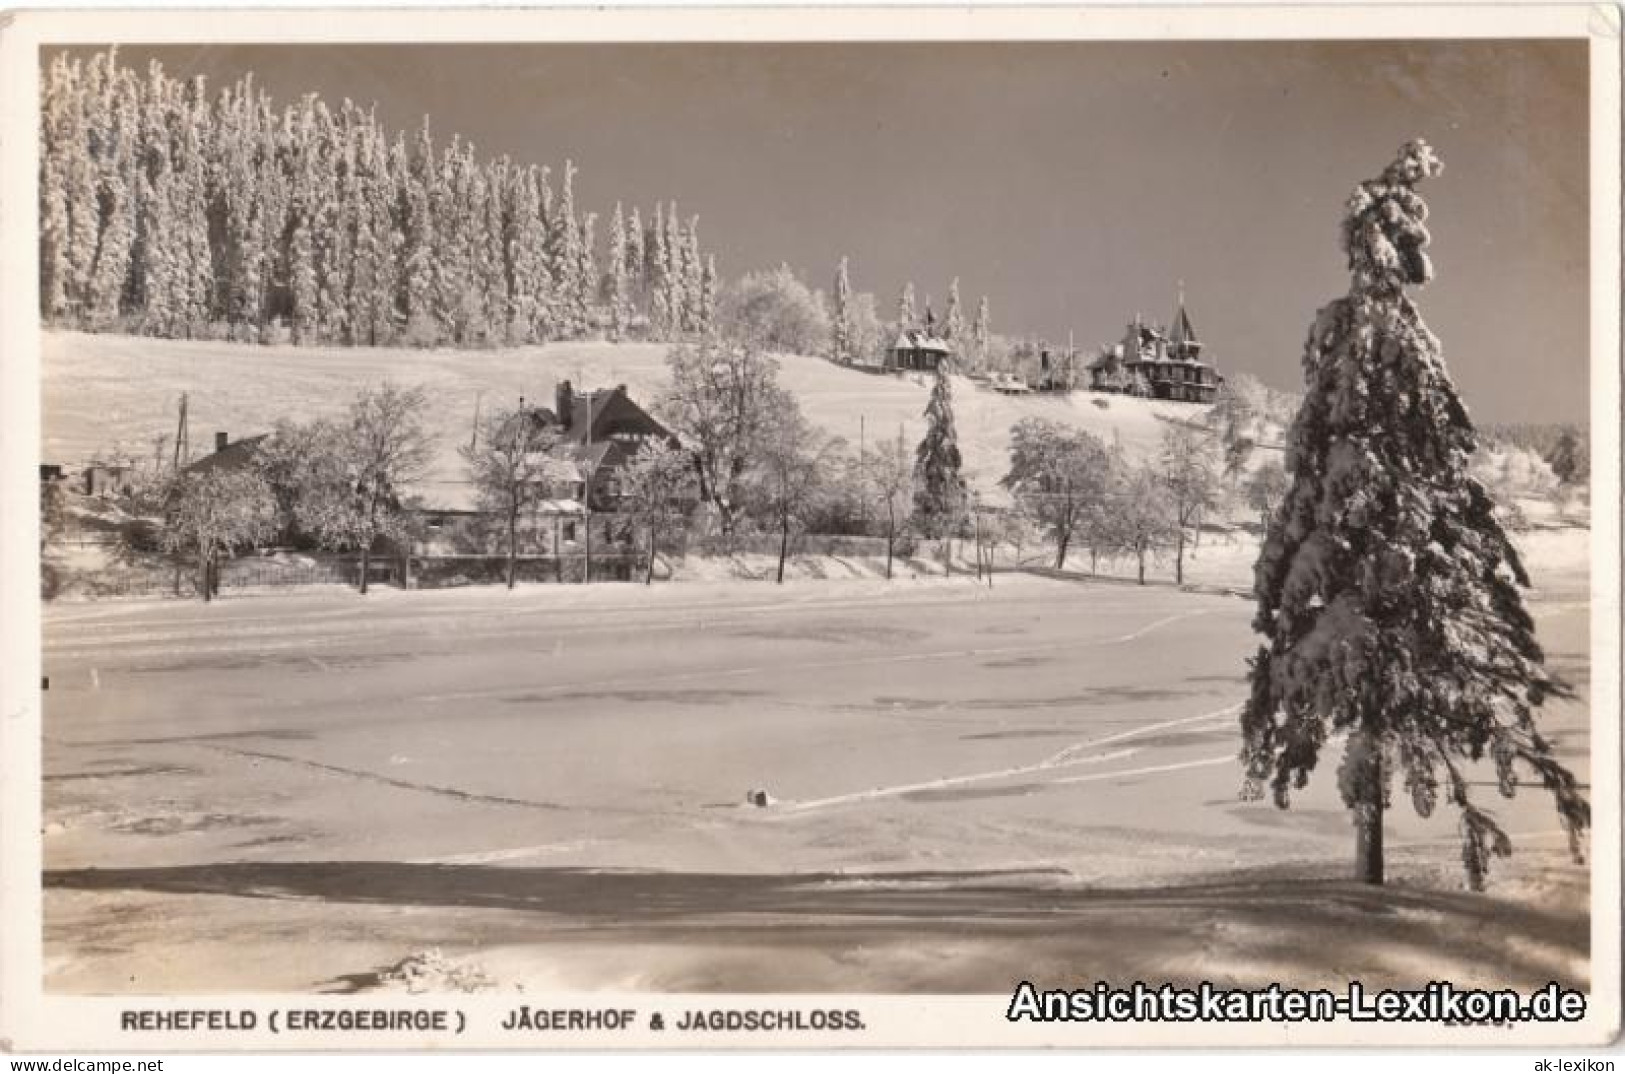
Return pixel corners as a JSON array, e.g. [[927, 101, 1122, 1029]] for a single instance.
[[1, 3, 1619, 1054]]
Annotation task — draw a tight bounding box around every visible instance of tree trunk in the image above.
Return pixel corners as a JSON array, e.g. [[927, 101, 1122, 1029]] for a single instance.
[[1054, 533, 1070, 571], [777, 517, 790, 584], [1137, 548, 1146, 585], [198, 549, 210, 603], [553, 516, 563, 583], [359, 544, 371, 594], [1176, 531, 1185, 586], [1354, 740, 1386, 885], [583, 500, 594, 584], [646, 520, 658, 585], [506, 504, 518, 589], [885, 521, 894, 581]]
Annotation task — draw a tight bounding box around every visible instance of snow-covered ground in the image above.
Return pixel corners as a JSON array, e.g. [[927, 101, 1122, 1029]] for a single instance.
[[42, 330, 1203, 503], [37, 330, 1595, 995], [41, 566, 1591, 994]]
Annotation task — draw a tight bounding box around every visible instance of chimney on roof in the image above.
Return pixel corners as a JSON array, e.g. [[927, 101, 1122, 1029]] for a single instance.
[[617, 383, 627, 395], [215, 431, 229, 452], [556, 380, 573, 431]]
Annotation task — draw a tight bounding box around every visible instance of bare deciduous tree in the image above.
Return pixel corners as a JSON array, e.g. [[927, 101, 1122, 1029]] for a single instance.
[[301, 383, 437, 593], [462, 405, 562, 589], [1102, 462, 1179, 585], [745, 398, 842, 584], [1001, 417, 1112, 570], [657, 336, 783, 543], [1159, 423, 1224, 585], [160, 468, 278, 601], [619, 438, 693, 585], [862, 431, 914, 581]]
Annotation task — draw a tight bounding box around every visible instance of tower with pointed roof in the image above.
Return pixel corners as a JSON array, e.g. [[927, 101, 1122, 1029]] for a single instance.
[[1086, 286, 1222, 403], [1167, 292, 1203, 362]]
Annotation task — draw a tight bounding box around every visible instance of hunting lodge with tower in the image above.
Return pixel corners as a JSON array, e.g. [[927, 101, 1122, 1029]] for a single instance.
[[1087, 295, 1222, 404]]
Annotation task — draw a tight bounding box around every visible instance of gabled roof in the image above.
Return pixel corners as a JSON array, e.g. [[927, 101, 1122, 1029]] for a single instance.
[[535, 386, 674, 447], [892, 329, 951, 354], [182, 434, 269, 477]]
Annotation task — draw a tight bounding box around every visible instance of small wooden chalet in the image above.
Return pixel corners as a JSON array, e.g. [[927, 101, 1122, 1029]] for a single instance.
[[1088, 298, 1222, 404], [886, 329, 952, 373]]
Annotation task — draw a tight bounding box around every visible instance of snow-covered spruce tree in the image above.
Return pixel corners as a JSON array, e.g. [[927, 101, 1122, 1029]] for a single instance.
[[648, 202, 670, 337], [608, 202, 631, 341], [507, 165, 550, 343], [681, 215, 704, 335], [625, 205, 646, 317], [547, 161, 584, 338], [400, 119, 439, 344], [663, 202, 687, 337], [913, 367, 967, 555], [576, 210, 598, 338], [832, 256, 854, 363], [699, 254, 718, 337], [973, 296, 991, 369], [897, 281, 917, 330], [944, 277, 965, 347], [1239, 140, 1589, 890]]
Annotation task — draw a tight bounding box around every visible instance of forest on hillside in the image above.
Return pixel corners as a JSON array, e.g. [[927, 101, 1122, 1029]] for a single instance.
[[38, 48, 714, 348]]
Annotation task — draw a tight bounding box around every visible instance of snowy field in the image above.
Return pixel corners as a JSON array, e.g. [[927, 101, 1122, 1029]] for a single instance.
[[41, 568, 1591, 994], [42, 330, 1202, 502]]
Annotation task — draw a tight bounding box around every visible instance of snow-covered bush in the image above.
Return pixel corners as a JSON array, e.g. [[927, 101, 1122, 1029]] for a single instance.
[[719, 264, 831, 355], [1471, 443, 1559, 500]]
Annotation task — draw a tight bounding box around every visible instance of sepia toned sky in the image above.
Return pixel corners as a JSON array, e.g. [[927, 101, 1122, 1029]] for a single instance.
[[81, 40, 1590, 424]]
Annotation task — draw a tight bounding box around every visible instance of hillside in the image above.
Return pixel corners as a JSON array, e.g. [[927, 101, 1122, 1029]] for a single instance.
[[42, 331, 1212, 505]]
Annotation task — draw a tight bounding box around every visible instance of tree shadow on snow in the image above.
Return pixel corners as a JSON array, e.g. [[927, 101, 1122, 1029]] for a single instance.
[[44, 860, 1588, 991]]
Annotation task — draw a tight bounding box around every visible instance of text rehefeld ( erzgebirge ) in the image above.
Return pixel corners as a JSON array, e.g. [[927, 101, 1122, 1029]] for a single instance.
[[1006, 981, 1587, 1023]]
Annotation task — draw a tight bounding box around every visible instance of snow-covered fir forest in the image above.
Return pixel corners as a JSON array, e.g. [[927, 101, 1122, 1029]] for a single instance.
[[39, 48, 1592, 603], [39, 48, 715, 347]]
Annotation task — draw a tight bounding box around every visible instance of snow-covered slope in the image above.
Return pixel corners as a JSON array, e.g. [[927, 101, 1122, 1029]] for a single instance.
[[42, 330, 1208, 502]]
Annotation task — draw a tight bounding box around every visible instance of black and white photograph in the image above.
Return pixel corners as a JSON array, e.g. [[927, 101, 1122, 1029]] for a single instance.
[[2, 3, 1620, 1054]]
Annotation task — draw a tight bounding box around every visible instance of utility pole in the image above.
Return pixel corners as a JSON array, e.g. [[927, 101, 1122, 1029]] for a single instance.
[[975, 493, 988, 584], [973, 494, 983, 583], [582, 389, 593, 584], [858, 414, 866, 529], [170, 393, 188, 597], [172, 392, 189, 471]]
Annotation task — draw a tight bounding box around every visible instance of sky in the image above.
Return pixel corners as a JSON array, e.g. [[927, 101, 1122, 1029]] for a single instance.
[[77, 39, 1590, 425]]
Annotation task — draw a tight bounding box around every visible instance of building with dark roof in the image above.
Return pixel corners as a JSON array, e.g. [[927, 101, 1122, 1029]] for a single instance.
[[1088, 294, 1222, 404], [886, 329, 952, 373], [181, 431, 270, 476], [519, 381, 680, 513]]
